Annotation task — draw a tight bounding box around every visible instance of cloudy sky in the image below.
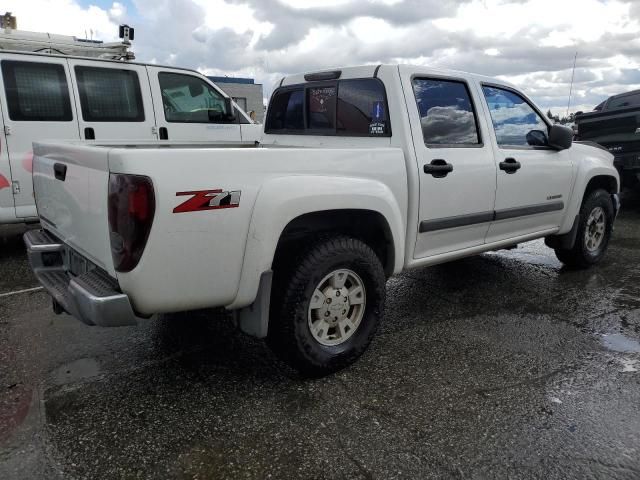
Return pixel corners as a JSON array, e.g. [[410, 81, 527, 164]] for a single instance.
[[5, 0, 640, 114]]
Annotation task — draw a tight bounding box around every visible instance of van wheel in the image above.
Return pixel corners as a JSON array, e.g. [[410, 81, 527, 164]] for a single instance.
[[267, 236, 386, 377], [554, 189, 614, 268]]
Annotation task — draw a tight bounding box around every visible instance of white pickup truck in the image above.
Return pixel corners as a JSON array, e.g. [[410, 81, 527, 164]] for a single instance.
[[25, 64, 620, 376]]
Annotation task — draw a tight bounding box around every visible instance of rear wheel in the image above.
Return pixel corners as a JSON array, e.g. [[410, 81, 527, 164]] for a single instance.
[[554, 188, 614, 268], [267, 236, 386, 377]]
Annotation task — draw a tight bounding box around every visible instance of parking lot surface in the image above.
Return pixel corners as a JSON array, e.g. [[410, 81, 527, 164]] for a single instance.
[[1, 191, 639, 480]]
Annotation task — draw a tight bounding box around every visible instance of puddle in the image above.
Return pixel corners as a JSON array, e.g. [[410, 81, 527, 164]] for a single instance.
[[620, 358, 639, 373], [601, 333, 640, 353]]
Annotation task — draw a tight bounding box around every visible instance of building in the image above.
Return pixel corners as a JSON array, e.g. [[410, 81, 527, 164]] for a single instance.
[[208, 76, 264, 123]]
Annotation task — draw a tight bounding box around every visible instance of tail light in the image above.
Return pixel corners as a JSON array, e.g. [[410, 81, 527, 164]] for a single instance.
[[108, 174, 155, 272]]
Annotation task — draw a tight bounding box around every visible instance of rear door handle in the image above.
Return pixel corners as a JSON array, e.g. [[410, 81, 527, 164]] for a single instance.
[[53, 163, 67, 181], [499, 157, 521, 174], [424, 159, 453, 178]]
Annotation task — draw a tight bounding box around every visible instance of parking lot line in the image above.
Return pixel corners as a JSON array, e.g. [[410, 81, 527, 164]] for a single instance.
[[0, 286, 43, 299]]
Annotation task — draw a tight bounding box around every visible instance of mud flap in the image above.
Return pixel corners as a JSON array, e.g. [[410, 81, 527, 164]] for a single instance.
[[545, 214, 580, 250], [233, 270, 272, 339]]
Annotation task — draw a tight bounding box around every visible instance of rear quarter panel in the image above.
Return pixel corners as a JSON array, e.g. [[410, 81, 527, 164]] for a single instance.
[[108, 146, 407, 315]]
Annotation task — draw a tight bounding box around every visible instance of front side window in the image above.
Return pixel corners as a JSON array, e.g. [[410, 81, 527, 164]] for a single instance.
[[75, 66, 144, 122], [159, 72, 231, 123], [265, 78, 390, 136], [482, 86, 549, 147], [1, 60, 72, 121], [412, 78, 480, 146]]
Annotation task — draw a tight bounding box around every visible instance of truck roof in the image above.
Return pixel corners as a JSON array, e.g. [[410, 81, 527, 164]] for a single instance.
[[279, 64, 517, 90]]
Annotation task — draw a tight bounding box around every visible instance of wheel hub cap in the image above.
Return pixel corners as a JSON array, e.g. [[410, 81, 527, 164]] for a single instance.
[[585, 206, 606, 253], [308, 269, 366, 346]]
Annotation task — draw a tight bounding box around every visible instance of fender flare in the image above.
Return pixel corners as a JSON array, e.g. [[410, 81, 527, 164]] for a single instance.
[[226, 174, 405, 310], [557, 166, 619, 235]]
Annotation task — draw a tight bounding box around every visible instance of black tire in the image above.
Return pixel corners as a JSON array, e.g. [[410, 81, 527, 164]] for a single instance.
[[554, 188, 614, 268], [267, 236, 386, 377]]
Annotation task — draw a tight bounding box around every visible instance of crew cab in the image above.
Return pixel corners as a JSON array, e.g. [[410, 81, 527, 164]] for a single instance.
[[25, 65, 620, 376]]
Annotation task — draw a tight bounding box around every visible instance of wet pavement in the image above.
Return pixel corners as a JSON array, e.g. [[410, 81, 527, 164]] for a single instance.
[[1, 191, 639, 480]]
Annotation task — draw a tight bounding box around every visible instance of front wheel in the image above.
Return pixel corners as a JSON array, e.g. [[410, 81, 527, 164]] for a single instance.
[[554, 188, 614, 268], [267, 236, 386, 377]]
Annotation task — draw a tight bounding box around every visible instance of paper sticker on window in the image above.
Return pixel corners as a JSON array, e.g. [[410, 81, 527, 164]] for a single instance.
[[309, 87, 336, 114], [369, 122, 386, 135], [308, 86, 336, 129]]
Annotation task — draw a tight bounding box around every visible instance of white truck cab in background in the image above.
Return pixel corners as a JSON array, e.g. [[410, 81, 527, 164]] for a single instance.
[[0, 50, 260, 224]]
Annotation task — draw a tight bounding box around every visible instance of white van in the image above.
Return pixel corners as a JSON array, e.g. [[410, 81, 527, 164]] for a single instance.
[[0, 51, 261, 224]]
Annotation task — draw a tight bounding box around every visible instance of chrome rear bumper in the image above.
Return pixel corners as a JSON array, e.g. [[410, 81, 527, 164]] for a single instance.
[[24, 229, 139, 327]]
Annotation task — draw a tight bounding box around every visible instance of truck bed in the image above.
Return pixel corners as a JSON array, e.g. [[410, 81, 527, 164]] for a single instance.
[[32, 140, 408, 315]]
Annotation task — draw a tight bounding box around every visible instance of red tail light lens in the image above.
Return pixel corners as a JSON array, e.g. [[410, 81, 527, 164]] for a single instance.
[[108, 174, 155, 272]]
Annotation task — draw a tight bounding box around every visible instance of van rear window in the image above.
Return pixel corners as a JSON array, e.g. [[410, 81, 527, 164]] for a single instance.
[[265, 78, 391, 137], [75, 66, 144, 122], [1, 60, 72, 122]]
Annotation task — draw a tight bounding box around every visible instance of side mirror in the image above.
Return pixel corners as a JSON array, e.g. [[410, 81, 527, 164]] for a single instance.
[[548, 124, 573, 150], [526, 129, 548, 147]]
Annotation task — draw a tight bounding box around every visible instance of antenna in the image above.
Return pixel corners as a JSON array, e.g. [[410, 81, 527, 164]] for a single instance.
[[566, 51, 577, 118]]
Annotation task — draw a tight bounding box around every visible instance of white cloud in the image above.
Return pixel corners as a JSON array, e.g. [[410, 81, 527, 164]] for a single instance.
[[4, 0, 640, 115], [3, 0, 120, 41]]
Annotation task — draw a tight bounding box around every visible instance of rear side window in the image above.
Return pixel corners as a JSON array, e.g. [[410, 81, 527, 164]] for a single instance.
[[1, 60, 72, 121], [412, 78, 480, 146], [265, 78, 390, 136], [75, 66, 144, 122]]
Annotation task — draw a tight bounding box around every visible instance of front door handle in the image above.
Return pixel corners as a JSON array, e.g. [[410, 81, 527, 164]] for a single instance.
[[499, 157, 521, 174], [424, 159, 453, 178]]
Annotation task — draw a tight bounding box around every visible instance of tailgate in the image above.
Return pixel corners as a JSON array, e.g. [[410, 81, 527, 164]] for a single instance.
[[577, 110, 639, 141], [32, 142, 114, 275]]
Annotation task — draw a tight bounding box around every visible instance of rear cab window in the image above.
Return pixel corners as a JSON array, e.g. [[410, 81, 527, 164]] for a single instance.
[[1, 60, 72, 121], [74, 66, 144, 122], [265, 78, 391, 137]]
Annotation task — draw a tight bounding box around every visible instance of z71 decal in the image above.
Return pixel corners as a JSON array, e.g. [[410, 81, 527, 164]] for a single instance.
[[173, 189, 241, 213]]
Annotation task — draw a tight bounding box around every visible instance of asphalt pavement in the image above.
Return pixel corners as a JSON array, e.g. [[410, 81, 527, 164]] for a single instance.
[[1, 191, 639, 480]]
